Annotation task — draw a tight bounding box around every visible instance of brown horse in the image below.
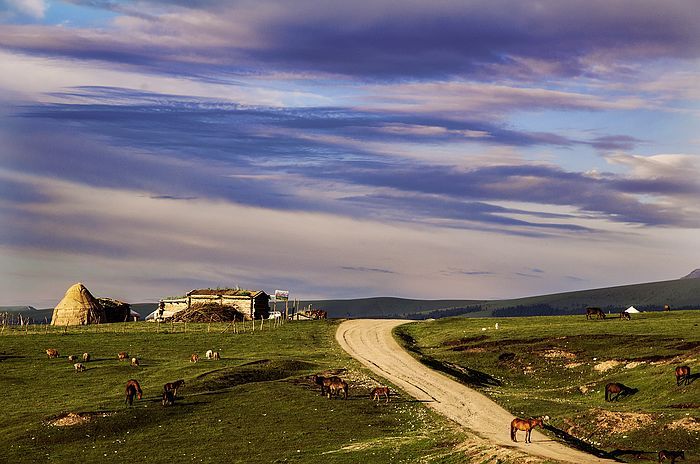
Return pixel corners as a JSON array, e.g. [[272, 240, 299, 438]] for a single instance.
[[312, 374, 340, 396], [118, 351, 129, 361], [586, 307, 606, 320], [658, 450, 685, 463], [663, 304, 671, 312], [46, 348, 59, 358], [82, 352, 90, 362], [190, 353, 199, 363], [619, 311, 631, 320], [125, 379, 143, 406], [605, 382, 638, 401], [163, 379, 185, 397], [161, 390, 176, 407], [510, 417, 543, 443], [675, 366, 691, 386], [327, 378, 348, 399], [370, 387, 390, 403]]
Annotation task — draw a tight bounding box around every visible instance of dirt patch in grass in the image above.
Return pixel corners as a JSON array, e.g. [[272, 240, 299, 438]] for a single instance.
[[46, 412, 113, 427], [594, 409, 655, 434], [593, 360, 621, 372], [541, 349, 577, 359]]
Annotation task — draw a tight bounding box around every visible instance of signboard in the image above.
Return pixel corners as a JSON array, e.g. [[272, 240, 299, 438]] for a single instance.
[[274, 290, 289, 301]]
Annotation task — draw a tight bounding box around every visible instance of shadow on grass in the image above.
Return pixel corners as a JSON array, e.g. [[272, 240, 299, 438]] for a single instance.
[[543, 424, 622, 462]]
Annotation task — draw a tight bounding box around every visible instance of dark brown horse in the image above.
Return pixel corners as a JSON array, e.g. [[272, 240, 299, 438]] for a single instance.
[[605, 382, 638, 401], [510, 417, 543, 443], [125, 379, 143, 406], [163, 379, 185, 397], [46, 348, 59, 358], [161, 389, 176, 407], [312, 374, 340, 396], [619, 311, 631, 320], [370, 387, 390, 403], [658, 449, 685, 463], [327, 378, 348, 399], [675, 366, 691, 386], [586, 307, 606, 320]]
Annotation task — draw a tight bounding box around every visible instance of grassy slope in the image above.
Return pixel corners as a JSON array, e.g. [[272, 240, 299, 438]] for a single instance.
[[0, 321, 466, 464], [397, 311, 700, 463]]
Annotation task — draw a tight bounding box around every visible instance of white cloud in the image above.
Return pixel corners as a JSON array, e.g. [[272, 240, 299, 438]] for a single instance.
[[6, 0, 46, 18]]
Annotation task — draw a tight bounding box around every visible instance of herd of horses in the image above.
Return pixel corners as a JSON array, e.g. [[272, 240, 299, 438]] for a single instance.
[[585, 307, 632, 320]]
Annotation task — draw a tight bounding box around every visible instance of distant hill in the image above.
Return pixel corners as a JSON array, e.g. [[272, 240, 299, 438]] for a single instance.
[[301, 277, 700, 319], [681, 268, 700, 279]]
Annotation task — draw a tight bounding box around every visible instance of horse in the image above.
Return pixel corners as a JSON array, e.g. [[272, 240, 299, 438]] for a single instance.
[[118, 351, 129, 361], [205, 350, 213, 359], [675, 366, 691, 386], [125, 379, 143, 406], [190, 353, 199, 363], [82, 352, 90, 362], [327, 378, 348, 399], [510, 417, 543, 443], [663, 304, 671, 312], [67, 355, 77, 362], [658, 450, 685, 463], [620, 311, 631, 320], [131, 357, 140, 367], [212, 351, 220, 360], [370, 386, 390, 403], [605, 382, 638, 402], [311, 374, 340, 396], [46, 349, 59, 358], [74, 363, 86, 372], [163, 379, 185, 397], [161, 389, 176, 407], [586, 307, 605, 320]]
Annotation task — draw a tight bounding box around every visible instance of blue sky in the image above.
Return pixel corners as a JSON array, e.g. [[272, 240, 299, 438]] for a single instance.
[[1, 0, 699, 307]]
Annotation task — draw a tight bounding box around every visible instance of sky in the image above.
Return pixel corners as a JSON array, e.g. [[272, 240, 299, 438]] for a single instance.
[[1, 0, 699, 307]]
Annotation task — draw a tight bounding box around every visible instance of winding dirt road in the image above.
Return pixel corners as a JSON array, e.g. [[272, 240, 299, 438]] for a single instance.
[[337, 319, 616, 464]]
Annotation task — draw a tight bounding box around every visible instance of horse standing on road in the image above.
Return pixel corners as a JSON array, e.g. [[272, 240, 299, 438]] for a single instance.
[[510, 417, 543, 443]]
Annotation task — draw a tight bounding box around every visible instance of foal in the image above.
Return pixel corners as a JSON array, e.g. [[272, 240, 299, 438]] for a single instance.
[[370, 387, 390, 403], [510, 417, 543, 444], [675, 366, 691, 386], [125, 379, 143, 406]]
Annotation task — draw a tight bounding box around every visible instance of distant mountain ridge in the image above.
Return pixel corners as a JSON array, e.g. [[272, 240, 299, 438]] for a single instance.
[[681, 269, 700, 279]]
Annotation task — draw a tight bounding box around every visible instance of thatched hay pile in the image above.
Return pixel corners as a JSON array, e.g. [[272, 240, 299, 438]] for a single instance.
[[51, 283, 106, 326], [169, 303, 245, 322]]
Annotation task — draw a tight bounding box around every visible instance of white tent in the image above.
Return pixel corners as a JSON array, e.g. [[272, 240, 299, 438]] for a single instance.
[[625, 306, 640, 313]]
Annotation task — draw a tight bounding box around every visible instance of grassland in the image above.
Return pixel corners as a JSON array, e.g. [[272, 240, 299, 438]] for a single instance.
[[396, 310, 700, 463], [0, 321, 467, 464]]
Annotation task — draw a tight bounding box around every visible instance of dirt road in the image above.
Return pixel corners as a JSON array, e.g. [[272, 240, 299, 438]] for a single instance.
[[337, 319, 615, 464]]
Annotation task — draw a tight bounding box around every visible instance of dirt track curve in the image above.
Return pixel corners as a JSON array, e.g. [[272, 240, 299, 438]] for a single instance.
[[337, 319, 616, 464]]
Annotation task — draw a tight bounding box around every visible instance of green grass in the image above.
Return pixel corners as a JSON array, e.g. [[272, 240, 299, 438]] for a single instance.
[[396, 311, 700, 463], [0, 321, 466, 464]]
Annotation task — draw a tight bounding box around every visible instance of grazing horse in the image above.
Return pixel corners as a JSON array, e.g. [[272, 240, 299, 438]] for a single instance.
[[586, 307, 606, 320], [205, 350, 213, 359], [370, 387, 390, 403], [74, 363, 86, 372], [131, 357, 139, 367], [46, 349, 59, 358], [510, 417, 543, 443], [68, 355, 77, 362], [82, 352, 90, 362], [118, 351, 129, 361], [675, 366, 691, 386], [161, 390, 176, 407], [125, 379, 143, 406], [327, 378, 348, 399], [311, 374, 339, 396], [190, 353, 199, 363], [212, 351, 220, 360], [605, 382, 638, 402], [163, 379, 185, 397], [663, 304, 671, 312], [620, 311, 631, 320], [658, 450, 685, 463]]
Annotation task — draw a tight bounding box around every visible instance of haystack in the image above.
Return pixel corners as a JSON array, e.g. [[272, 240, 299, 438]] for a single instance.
[[51, 283, 106, 326], [169, 303, 244, 323]]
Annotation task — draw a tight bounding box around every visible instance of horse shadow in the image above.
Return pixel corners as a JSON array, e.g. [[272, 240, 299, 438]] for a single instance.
[[542, 424, 621, 461], [419, 357, 501, 388], [609, 449, 653, 460], [683, 373, 699, 385]]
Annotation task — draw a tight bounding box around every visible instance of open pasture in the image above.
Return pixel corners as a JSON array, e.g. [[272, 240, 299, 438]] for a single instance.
[[0, 321, 464, 464], [397, 310, 700, 462]]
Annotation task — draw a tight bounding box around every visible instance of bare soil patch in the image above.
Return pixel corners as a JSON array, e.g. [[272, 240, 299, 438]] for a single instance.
[[666, 417, 700, 432], [542, 349, 577, 359], [593, 410, 655, 434], [593, 360, 621, 372], [46, 411, 113, 427]]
